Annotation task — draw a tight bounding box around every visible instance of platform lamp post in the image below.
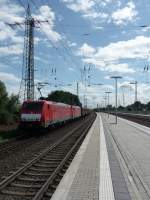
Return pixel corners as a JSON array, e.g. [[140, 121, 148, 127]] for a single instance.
[[120, 85, 126, 107], [130, 81, 138, 112], [110, 76, 122, 124], [103, 96, 107, 112], [129, 81, 137, 103], [105, 91, 112, 118]]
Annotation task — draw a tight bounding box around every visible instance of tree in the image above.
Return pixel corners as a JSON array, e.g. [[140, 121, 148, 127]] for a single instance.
[[47, 90, 82, 106], [146, 101, 150, 111], [118, 105, 124, 111], [0, 81, 20, 124], [0, 81, 9, 124], [0, 81, 8, 110], [7, 94, 20, 122]]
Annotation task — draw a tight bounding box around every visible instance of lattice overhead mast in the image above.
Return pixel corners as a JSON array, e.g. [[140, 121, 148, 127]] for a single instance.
[[24, 4, 35, 100], [18, 4, 48, 101]]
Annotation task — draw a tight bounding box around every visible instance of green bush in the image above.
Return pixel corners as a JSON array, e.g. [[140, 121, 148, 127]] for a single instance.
[[0, 81, 20, 125]]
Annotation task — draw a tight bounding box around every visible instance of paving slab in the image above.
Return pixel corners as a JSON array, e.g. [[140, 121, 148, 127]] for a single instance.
[[51, 113, 134, 200], [51, 114, 116, 200], [101, 113, 150, 200]]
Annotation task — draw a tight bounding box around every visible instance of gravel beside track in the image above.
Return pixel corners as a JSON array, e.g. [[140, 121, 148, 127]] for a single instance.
[[0, 115, 92, 183], [0, 113, 95, 200]]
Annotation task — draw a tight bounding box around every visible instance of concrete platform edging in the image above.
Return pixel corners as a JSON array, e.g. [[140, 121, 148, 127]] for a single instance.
[[99, 115, 115, 200]]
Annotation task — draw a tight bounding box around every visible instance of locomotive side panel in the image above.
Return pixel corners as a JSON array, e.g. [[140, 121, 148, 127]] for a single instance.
[[20, 100, 82, 129], [42, 102, 53, 127]]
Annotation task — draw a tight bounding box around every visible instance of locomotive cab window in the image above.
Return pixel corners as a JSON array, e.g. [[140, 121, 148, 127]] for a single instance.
[[22, 102, 43, 112]]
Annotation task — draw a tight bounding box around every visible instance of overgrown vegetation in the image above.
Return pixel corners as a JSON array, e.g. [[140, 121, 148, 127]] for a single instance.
[[0, 81, 20, 125], [40, 90, 82, 107]]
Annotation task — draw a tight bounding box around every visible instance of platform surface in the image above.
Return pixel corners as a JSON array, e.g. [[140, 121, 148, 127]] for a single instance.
[[51, 113, 116, 200], [51, 113, 150, 200], [102, 113, 150, 200]]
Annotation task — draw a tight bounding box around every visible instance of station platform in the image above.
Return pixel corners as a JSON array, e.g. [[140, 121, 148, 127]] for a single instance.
[[51, 113, 150, 200]]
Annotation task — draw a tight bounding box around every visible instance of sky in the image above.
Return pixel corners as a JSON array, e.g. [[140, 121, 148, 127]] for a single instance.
[[1, 0, 150, 107]]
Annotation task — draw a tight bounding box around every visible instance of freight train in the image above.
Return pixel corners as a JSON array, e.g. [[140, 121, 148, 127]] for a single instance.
[[19, 100, 89, 129]]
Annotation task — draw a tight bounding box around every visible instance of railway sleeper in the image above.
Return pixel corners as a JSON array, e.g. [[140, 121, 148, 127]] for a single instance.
[[64, 163, 70, 168], [53, 177, 61, 183], [1, 189, 36, 196], [10, 182, 42, 189], [61, 168, 67, 173], [49, 184, 57, 190], [23, 172, 50, 176], [8, 171, 16, 175], [42, 158, 62, 161], [44, 155, 65, 159], [18, 176, 47, 182], [45, 191, 53, 197], [45, 153, 66, 157], [38, 161, 60, 165], [29, 167, 54, 172], [58, 171, 66, 177], [34, 163, 59, 168]]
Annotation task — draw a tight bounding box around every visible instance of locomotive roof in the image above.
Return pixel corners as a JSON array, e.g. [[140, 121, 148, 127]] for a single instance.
[[23, 100, 80, 108]]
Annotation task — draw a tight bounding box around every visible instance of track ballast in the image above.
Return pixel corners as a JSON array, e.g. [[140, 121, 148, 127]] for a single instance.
[[0, 113, 95, 200]]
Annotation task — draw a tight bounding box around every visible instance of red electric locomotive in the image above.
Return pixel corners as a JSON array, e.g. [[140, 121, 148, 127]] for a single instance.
[[20, 100, 81, 129]]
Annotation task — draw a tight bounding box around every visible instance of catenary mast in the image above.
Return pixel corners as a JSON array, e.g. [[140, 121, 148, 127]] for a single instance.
[[24, 4, 35, 100]]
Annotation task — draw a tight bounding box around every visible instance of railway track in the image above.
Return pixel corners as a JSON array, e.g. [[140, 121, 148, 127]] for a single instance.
[[0, 138, 37, 159], [110, 112, 150, 128], [0, 113, 95, 200]]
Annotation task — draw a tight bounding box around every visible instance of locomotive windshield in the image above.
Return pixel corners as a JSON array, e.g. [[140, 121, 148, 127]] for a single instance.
[[22, 102, 43, 112]]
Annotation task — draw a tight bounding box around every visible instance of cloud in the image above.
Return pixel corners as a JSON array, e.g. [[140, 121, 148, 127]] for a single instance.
[[68, 67, 75, 71], [0, 72, 20, 82], [0, 1, 25, 58], [34, 5, 62, 42], [0, 1, 24, 24], [0, 44, 22, 56], [118, 81, 150, 104], [63, 0, 95, 12], [77, 43, 96, 57], [0, 1, 24, 44], [0, 2, 61, 57], [111, 1, 138, 25], [78, 36, 150, 73], [61, 0, 109, 22], [96, 36, 150, 60], [62, 0, 137, 26], [0, 22, 21, 42], [67, 41, 77, 47], [101, 63, 135, 73]]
